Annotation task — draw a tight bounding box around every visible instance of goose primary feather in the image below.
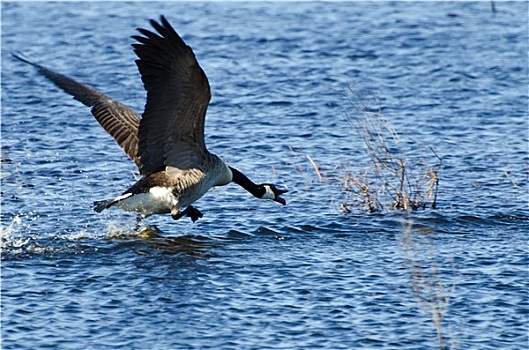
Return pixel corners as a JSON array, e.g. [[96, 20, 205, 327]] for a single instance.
[[14, 16, 287, 222]]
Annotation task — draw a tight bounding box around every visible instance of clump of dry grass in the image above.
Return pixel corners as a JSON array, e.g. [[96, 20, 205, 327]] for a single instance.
[[340, 89, 441, 213], [288, 89, 441, 213]]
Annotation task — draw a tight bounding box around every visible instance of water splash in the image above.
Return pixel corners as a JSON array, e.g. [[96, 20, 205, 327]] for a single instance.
[[0, 215, 30, 251]]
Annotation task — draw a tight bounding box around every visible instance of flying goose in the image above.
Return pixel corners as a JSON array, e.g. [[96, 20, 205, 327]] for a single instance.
[[14, 16, 287, 222]]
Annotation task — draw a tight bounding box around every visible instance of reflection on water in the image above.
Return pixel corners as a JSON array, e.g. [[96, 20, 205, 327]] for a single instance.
[[109, 225, 223, 258]]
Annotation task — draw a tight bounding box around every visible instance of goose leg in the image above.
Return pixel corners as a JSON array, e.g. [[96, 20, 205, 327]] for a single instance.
[[172, 205, 203, 222], [185, 205, 203, 222]]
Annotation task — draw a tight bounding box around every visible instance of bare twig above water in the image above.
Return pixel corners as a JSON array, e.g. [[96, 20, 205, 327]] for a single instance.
[[306, 154, 327, 184]]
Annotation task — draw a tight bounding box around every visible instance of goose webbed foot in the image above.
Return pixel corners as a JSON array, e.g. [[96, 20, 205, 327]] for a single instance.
[[172, 205, 203, 222]]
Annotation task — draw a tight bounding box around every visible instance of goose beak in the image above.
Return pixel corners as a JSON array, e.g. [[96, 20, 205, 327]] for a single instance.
[[275, 189, 288, 205]]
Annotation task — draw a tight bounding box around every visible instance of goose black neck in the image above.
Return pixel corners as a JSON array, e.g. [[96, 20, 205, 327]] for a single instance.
[[229, 166, 264, 198]]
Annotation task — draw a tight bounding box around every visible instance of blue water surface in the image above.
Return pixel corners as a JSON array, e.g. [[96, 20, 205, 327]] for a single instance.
[[1, 2, 528, 349]]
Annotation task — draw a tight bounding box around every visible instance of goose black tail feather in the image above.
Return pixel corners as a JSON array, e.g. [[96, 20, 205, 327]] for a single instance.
[[93, 200, 115, 213]]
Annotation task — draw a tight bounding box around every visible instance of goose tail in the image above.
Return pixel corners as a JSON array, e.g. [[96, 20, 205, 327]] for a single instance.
[[93, 199, 115, 213]]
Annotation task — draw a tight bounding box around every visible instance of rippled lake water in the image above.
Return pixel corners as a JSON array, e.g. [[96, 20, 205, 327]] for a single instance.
[[2, 2, 528, 349]]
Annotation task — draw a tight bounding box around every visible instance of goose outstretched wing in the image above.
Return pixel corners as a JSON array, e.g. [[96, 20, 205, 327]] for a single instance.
[[13, 54, 141, 167], [132, 16, 211, 175]]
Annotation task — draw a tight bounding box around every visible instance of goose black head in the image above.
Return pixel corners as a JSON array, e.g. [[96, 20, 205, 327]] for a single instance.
[[260, 184, 288, 205]]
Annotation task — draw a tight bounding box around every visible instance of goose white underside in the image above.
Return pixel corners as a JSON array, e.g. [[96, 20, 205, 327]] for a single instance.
[[113, 187, 175, 216], [103, 166, 232, 218]]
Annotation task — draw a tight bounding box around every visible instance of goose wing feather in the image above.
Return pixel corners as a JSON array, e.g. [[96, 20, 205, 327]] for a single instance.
[[12, 54, 141, 168], [132, 16, 211, 175]]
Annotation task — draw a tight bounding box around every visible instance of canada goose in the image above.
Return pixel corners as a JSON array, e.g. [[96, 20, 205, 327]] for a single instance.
[[14, 16, 287, 222]]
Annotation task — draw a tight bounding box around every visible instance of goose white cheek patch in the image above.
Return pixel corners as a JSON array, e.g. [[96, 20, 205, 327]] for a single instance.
[[262, 185, 276, 200]]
